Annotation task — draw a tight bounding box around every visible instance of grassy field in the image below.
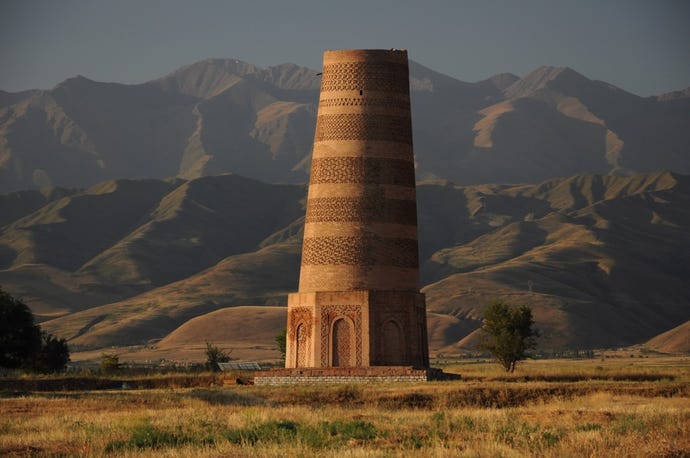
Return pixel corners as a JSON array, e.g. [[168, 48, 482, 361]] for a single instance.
[[2, 357, 689, 457]]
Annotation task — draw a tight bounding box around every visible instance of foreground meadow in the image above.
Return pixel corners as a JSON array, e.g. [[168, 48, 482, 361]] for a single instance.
[[2, 357, 689, 457]]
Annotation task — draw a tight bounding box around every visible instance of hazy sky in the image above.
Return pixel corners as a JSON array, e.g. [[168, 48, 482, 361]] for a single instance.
[[1, 0, 689, 96]]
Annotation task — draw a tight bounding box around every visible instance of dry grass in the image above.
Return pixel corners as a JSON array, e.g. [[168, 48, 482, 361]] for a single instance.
[[2, 358, 689, 457], [441, 355, 690, 381]]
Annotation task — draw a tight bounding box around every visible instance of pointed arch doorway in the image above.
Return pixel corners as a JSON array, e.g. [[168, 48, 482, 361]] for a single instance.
[[331, 318, 355, 367], [382, 320, 404, 365]]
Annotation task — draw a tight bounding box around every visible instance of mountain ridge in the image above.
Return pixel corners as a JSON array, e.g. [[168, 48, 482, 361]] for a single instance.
[[2, 58, 688, 192], [1, 170, 685, 352]]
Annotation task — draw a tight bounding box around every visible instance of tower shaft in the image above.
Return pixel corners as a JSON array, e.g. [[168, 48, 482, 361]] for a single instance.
[[286, 49, 428, 368]]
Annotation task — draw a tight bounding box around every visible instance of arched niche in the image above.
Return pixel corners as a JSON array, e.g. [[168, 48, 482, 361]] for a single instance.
[[331, 317, 355, 367], [382, 319, 404, 365], [295, 323, 309, 367]]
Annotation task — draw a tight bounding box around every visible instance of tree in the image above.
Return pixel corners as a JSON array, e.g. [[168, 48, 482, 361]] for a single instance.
[[0, 288, 41, 368], [275, 328, 286, 363], [205, 341, 231, 372], [100, 353, 122, 373], [0, 287, 70, 372], [480, 300, 539, 373], [32, 331, 70, 373]]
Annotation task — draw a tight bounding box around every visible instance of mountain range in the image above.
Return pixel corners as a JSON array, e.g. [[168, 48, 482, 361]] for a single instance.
[[1, 58, 689, 193], [1, 170, 689, 356], [1, 57, 689, 359]]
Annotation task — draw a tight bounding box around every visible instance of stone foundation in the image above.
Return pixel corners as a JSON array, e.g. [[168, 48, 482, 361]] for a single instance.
[[254, 366, 449, 385]]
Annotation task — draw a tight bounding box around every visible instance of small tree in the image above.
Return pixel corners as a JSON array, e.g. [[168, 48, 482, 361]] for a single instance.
[[0, 287, 69, 372], [100, 353, 122, 373], [480, 300, 539, 373], [205, 341, 231, 372], [275, 328, 286, 363]]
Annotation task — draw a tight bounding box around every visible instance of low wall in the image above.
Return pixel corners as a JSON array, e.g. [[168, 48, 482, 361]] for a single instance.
[[254, 366, 443, 385]]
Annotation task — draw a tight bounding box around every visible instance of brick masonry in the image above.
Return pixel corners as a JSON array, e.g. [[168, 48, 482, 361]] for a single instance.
[[284, 49, 430, 372], [254, 366, 439, 385]]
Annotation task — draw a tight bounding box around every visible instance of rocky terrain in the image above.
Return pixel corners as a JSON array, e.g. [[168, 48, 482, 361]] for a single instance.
[[1, 171, 688, 356], [2, 59, 689, 192]]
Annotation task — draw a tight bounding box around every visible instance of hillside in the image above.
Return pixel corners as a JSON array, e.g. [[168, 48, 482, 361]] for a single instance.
[[644, 321, 690, 353], [1, 171, 686, 353], [41, 238, 301, 348], [1, 60, 689, 192], [422, 172, 690, 350]]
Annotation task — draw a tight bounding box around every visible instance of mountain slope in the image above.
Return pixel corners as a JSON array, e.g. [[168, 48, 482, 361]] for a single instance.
[[41, 237, 301, 348], [0, 179, 182, 271], [0, 186, 77, 227], [5, 171, 682, 352], [158, 306, 286, 350], [78, 174, 305, 287], [0, 61, 320, 192], [2, 60, 688, 192], [644, 321, 690, 353], [423, 172, 690, 349]]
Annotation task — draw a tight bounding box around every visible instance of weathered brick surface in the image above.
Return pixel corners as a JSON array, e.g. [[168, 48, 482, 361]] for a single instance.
[[284, 50, 429, 371], [254, 366, 433, 385], [299, 49, 419, 294]]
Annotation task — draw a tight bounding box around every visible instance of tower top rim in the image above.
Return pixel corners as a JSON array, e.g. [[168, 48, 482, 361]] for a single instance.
[[322, 49, 408, 64]]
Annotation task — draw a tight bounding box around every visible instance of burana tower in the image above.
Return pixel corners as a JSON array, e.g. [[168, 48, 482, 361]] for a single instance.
[[285, 49, 429, 369]]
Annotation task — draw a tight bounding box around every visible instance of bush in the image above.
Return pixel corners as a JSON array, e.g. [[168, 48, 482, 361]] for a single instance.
[[100, 353, 122, 373], [0, 287, 69, 372], [32, 331, 70, 372], [105, 420, 197, 451], [205, 342, 232, 372], [222, 419, 378, 448]]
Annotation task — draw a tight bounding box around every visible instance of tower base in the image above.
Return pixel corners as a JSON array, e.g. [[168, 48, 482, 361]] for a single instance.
[[285, 290, 429, 369], [254, 366, 451, 385]]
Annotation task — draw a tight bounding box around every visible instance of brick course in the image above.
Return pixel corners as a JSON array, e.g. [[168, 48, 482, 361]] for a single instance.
[[254, 366, 435, 385], [284, 49, 429, 371]]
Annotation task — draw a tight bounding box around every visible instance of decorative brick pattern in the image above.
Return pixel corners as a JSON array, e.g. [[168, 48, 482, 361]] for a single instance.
[[314, 114, 411, 143], [320, 304, 362, 366], [287, 307, 312, 367], [288, 307, 313, 338], [332, 319, 352, 367], [320, 62, 409, 94], [318, 97, 410, 109], [309, 157, 415, 187], [282, 50, 429, 373], [296, 323, 309, 368], [305, 196, 417, 224], [302, 236, 418, 267]]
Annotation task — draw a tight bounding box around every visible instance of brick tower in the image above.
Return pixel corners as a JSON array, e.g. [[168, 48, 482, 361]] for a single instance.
[[285, 49, 429, 369]]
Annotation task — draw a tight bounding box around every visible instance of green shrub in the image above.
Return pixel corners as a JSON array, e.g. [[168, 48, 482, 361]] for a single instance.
[[99, 353, 121, 373], [326, 419, 377, 441], [575, 423, 602, 432], [612, 415, 648, 434], [224, 420, 298, 445], [222, 419, 379, 449], [105, 420, 197, 451]]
